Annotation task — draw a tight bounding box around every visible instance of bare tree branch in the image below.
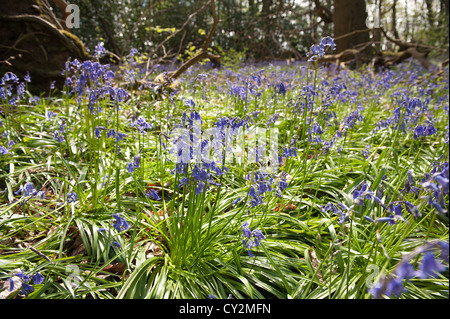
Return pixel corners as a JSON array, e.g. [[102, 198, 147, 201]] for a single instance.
[[145, 0, 212, 77]]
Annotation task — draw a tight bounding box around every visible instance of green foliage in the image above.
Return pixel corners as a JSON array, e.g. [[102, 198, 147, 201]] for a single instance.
[[0, 47, 448, 300]]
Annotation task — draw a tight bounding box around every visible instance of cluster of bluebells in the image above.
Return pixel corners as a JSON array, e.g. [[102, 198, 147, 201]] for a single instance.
[[421, 161, 449, 215], [127, 155, 141, 173], [352, 181, 385, 209], [63, 43, 128, 113], [4, 271, 44, 297], [168, 111, 257, 170], [246, 170, 288, 207], [306, 36, 336, 62], [401, 170, 421, 196], [0, 139, 14, 156], [363, 201, 410, 225], [370, 241, 448, 299], [98, 213, 131, 248], [0, 72, 30, 106], [146, 189, 161, 201], [241, 221, 266, 257], [54, 120, 66, 143], [67, 191, 78, 203], [336, 108, 364, 139], [322, 181, 395, 224], [361, 145, 371, 159], [14, 182, 45, 201], [414, 123, 437, 139], [229, 74, 262, 104], [121, 48, 140, 85], [106, 129, 128, 143], [177, 161, 226, 195], [374, 95, 436, 137], [321, 201, 351, 224], [129, 116, 153, 135]]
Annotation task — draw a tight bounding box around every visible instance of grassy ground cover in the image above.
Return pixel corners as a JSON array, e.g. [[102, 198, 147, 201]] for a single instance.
[[0, 41, 448, 299]]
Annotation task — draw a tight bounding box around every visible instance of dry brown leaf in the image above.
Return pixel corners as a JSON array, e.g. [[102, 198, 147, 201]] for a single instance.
[[274, 203, 297, 212], [101, 262, 126, 274], [145, 241, 164, 258]]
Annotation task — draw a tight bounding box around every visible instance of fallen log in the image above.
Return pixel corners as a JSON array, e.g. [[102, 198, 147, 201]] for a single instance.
[[318, 27, 445, 72]]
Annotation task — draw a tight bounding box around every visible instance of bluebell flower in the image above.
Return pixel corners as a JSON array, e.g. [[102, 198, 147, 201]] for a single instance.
[[59, 122, 66, 133], [15, 272, 30, 282], [369, 280, 384, 299], [184, 99, 196, 108], [54, 130, 65, 143], [94, 42, 106, 58], [31, 272, 44, 285], [277, 179, 288, 192], [241, 221, 252, 238], [130, 116, 153, 134], [370, 240, 448, 299], [0, 145, 9, 155], [418, 252, 447, 278], [361, 145, 370, 159], [439, 241, 449, 263], [47, 111, 58, 120], [353, 182, 385, 208], [23, 182, 38, 197], [6, 270, 44, 297], [67, 192, 78, 203], [36, 190, 45, 200], [20, 283, 35, 296], [147, 189, 161, 201], [24, 72, 31, 83], [364, 215, 375, 223], [107, 129, 116, 138], [94, 126, 106, 138], [115, 132, 128, 142], [414, 124, 437, 139], [376, 215, 396, 225], [274, 82, 287, 96], [6, 278, 15, 291], [112, 241, 121, 248], [241, 222, 266, 257], [384, 277, 406, 298], [307, 36, 336, 61], [127, 162, 135, 173], [248, 186, 264, 207], [395, 261, 417, 280], [134, 155, 141, 169], [321, 202, 332, 213], [178, 177, 190, 189], [112, 213, 130, 232]]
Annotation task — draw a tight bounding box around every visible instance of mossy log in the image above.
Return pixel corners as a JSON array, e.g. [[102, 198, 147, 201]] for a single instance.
[[0, 0, 90, 93]]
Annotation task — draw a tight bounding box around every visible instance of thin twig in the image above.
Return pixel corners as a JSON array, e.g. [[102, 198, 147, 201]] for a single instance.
[[29, 246, 52, 262]]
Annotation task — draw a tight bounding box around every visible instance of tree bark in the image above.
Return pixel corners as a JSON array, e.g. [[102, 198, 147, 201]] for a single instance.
[[333, 0, 370, 54]]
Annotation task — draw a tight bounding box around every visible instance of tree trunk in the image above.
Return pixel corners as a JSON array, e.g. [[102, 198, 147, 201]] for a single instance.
[[333, 0, 370, 54], [0, 0, 90, 93], [425, 0, 435, 27], [392, 0, 400, 39]]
